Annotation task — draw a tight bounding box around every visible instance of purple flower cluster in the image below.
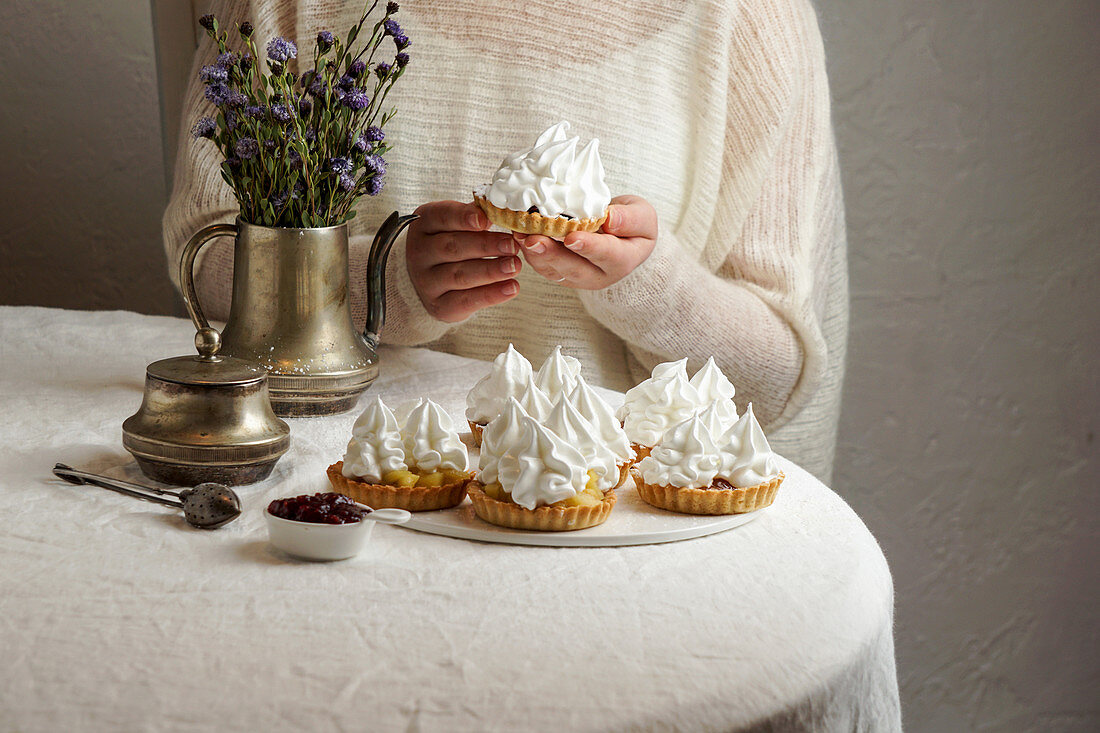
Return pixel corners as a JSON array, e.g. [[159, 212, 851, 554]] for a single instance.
[[204, 83, 247, 108], [338, 173, 356, 192], [328, 156, 353, 174], [364, 154, 386, 175], [395, 52, 409, 68], [374, 62, 391, 79], [366, 175, 384, 196], [235, 137, 259, 160], [316, 31, 334, 52], [383, 19, 409, 49], [347, 60, 366, 78], [342, 88, 370, 111], [199, 64, 228, 83], [266, 37, 297, 63], [352, 128, 383, 152], [191, 117, 217, 139], [387, 2, 400, 13], [271, 103, 292, 124]]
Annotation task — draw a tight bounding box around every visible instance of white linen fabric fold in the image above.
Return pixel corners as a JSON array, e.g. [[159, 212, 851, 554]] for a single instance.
[[0, 307, 899, 732]]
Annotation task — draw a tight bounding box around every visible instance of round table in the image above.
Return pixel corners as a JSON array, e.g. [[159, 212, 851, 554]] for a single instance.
[[0, 307, 901, 731]]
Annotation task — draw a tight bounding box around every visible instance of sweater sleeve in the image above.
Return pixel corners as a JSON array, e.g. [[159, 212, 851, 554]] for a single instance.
[[577, 0, 835, 429]]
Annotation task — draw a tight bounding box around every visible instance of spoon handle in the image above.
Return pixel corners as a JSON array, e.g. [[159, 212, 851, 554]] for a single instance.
[[53, 464, 184, 509], [353, 504, 411, 525]]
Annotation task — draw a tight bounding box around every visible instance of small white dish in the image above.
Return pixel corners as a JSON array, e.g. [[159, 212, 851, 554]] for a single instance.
[[264, 505, 410, 561]]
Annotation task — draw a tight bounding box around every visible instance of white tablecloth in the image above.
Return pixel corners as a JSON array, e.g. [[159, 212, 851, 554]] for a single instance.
[[0, 307, 901, 732]]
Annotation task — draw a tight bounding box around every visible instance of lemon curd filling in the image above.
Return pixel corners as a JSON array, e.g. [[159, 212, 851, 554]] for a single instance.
[[380, 468, 470, 488], [482, 469, 605, 508]]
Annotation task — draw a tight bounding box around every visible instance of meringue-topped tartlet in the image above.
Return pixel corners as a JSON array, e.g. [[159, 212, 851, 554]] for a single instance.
[[328, 397, 473, 511], [468, 400, 616, 531], [465, 343, 534, 446], [474, 121, 611, 239], [632, 403, 784, 515]]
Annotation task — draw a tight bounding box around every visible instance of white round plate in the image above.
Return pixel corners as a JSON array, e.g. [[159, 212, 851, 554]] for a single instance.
[[399, 485, 769, 547]]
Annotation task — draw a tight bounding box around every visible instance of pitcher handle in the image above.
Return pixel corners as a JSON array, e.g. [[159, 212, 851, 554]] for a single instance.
[[179, 222, 238, 359], [364, 212, 419, 349]]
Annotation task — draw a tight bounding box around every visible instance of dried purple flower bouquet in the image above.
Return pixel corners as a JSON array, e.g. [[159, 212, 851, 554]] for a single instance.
[[192, 1, 410, 228]]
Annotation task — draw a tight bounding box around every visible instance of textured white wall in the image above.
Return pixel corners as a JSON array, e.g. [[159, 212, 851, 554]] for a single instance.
[[817, 1, 1100, 730], [0, 0, 177, 314], [0, 1, 1096, 730]]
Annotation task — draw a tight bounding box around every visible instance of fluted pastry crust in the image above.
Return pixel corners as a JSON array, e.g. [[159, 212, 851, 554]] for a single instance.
[[466, 481, 616, 531], [632, 471, 784, 515], [475, 193, 608, 238], [327, 462, 471, 511]]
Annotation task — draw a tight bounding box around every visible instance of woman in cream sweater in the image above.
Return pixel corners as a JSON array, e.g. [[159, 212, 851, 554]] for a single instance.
[[163, 0, 848, 481]]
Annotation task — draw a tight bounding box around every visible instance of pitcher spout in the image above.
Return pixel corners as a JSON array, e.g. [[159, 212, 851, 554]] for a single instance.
[[364, 211, 419, 348]]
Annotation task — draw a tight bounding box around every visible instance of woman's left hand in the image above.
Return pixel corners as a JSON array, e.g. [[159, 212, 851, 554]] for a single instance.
[[514, 194, 657, 289]]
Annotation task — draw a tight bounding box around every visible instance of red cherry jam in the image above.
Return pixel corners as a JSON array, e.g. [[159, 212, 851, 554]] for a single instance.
[[267, 492, 368, 524]]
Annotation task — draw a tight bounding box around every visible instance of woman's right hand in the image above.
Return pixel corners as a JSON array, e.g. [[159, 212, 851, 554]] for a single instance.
[[406, 201, 522, 322]]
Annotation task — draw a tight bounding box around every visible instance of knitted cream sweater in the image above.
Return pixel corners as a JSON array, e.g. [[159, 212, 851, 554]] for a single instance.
[[163, 0, 848, 481]]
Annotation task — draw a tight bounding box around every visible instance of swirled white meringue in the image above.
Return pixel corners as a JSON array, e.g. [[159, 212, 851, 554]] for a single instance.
[[689, 356, 738, 424], [477, 397, 528, 487], [651, 358, 690, 382], [616, 358, 691, 422], [568, 376, 633, 463], [695, 400, 738, 442], [465, 343, 534, 423], [535, 345, 582, 404], [402, 399, 468, 473], [342, 396, 408, 482], [619, 363, 701, 447], [544, 396, 619, 492], [718, 403, 780, 487], [493, 414, 588, 510], [515, 373, 554, 422], [636, 414, 723, 489], [484, 121, 611, 220]]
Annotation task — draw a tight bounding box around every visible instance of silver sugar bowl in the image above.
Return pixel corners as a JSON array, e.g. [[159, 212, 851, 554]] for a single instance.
[[122, 327, 290, 486]]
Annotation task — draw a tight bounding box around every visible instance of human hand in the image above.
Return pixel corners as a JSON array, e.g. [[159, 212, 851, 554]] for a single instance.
[[406, 201, 522, 322], [513, 195, 657, 289]]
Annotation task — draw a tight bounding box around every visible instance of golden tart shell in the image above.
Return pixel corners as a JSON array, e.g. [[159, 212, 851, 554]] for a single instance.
[[466, 481, 615, 531], [632, 470, 784, 515], [474, 193, 608, 238], [327, 462, 470, 512]]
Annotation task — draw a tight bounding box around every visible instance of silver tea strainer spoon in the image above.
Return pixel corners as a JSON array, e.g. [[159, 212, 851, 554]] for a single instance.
[[53, 463, 242, 529]]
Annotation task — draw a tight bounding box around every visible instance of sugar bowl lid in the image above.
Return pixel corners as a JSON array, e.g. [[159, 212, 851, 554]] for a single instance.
[[146, 327, 267, 386], [122, 328, 290, 486]]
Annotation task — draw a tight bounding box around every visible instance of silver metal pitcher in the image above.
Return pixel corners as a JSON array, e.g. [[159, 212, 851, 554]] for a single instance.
[[179, 211, 418, 417]]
